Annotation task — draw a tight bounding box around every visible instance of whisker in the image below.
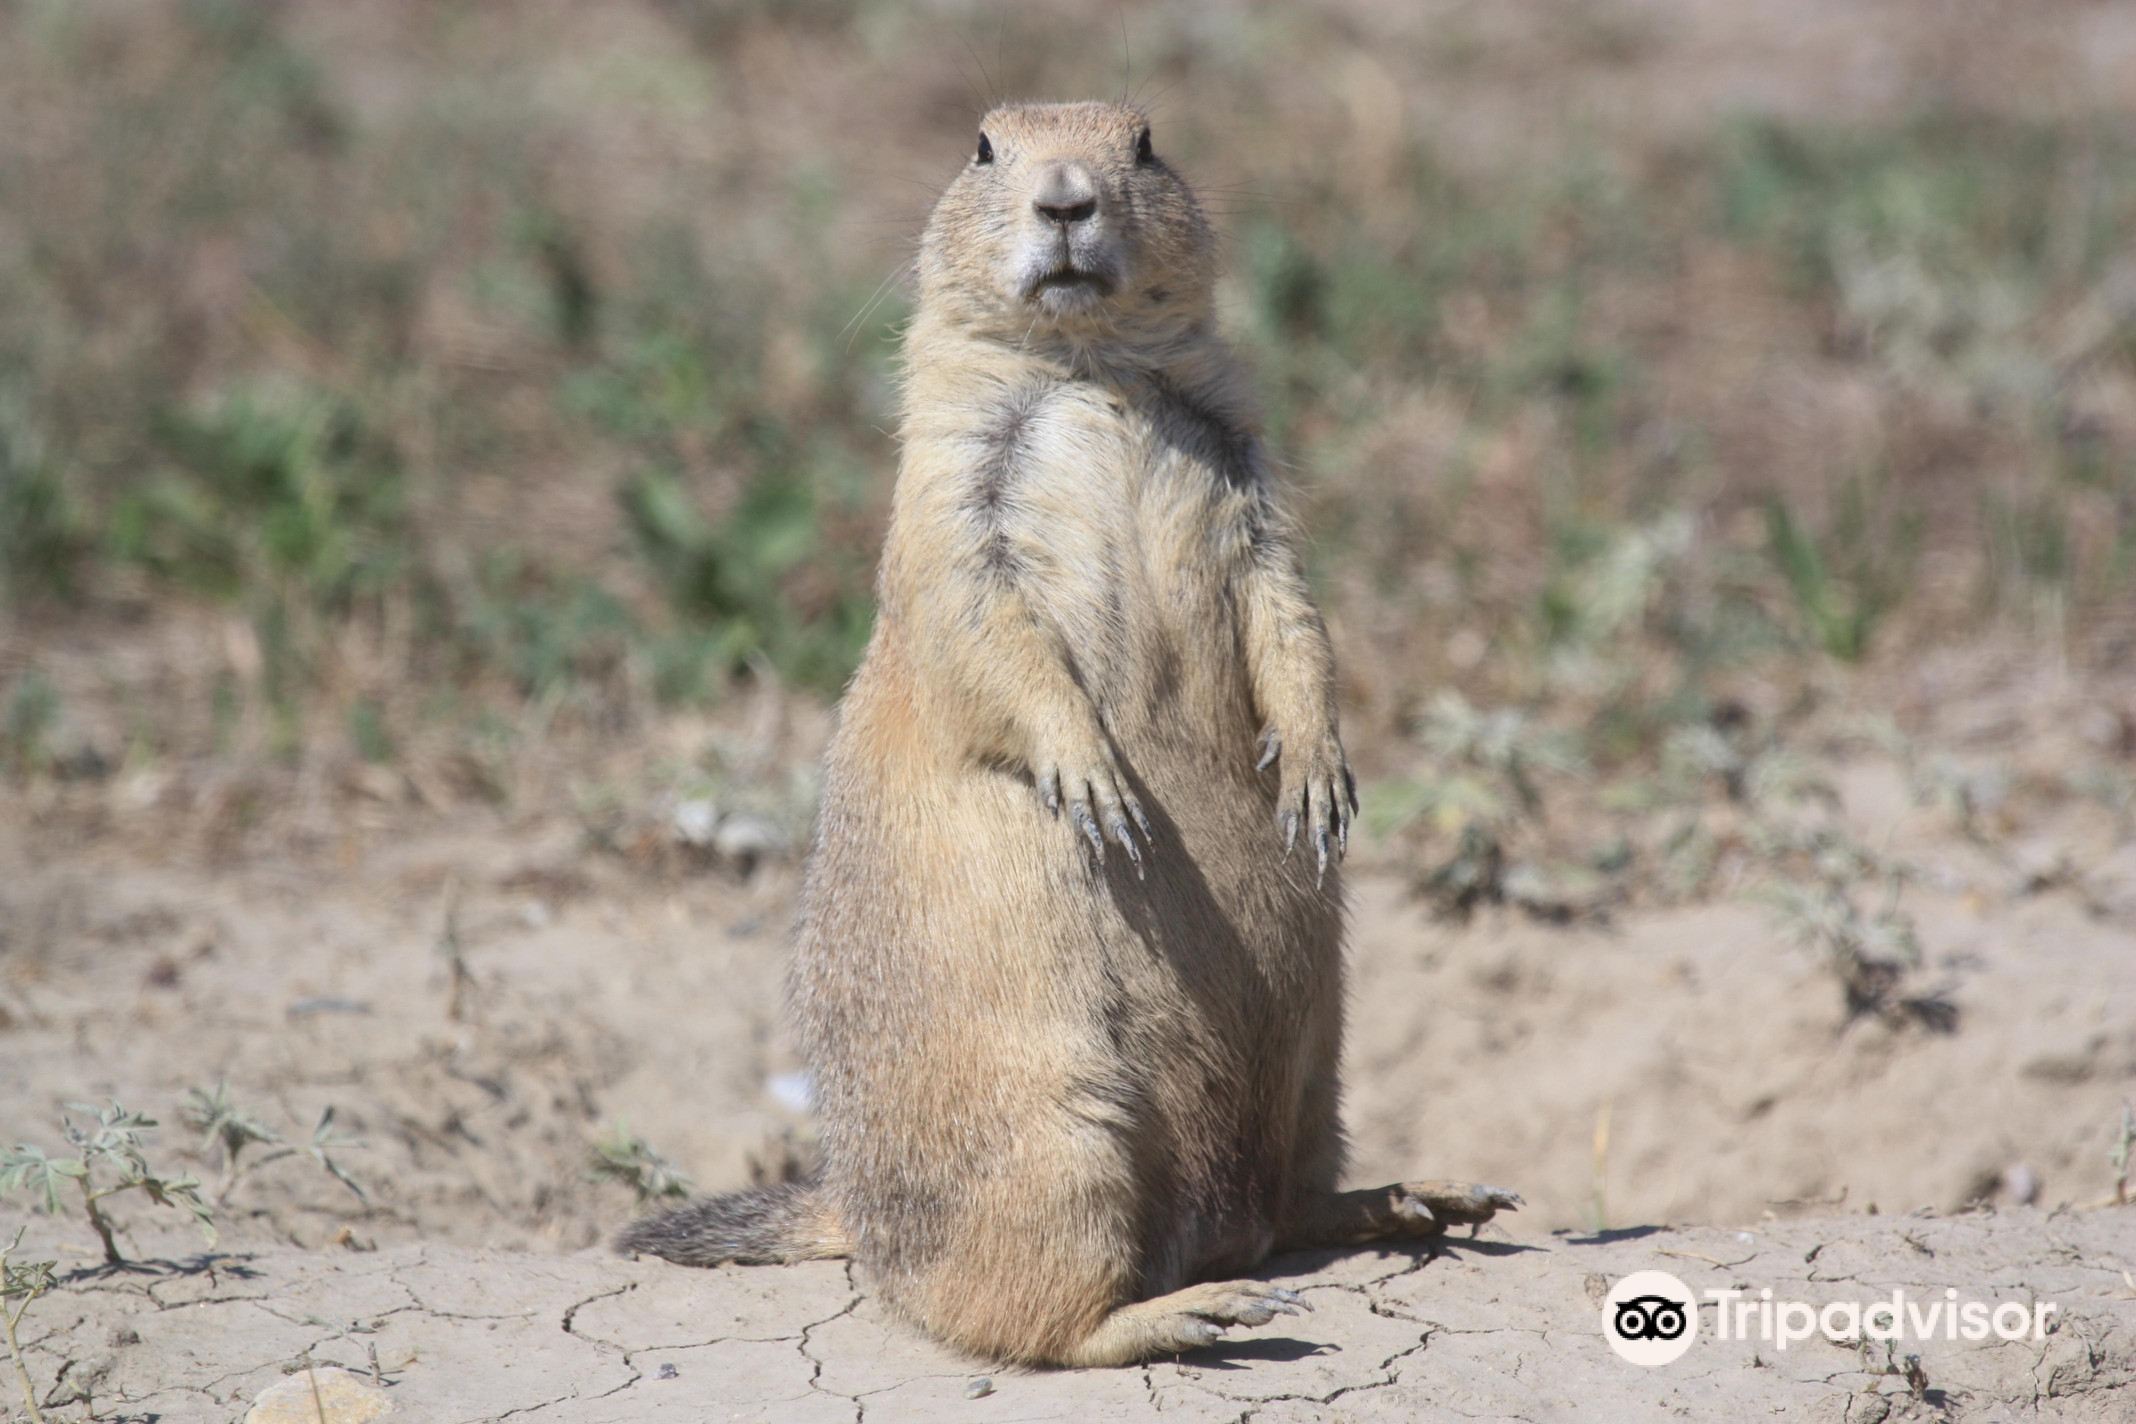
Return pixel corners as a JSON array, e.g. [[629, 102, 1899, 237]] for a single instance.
[[959, 25, 999, 112], [841, 259, 918, 351], [1117, 9, 1132, 109]]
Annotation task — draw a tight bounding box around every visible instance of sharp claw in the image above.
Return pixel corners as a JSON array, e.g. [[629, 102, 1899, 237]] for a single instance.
[[1072, 803, 1103, 858], [1256, 730, 1281, 772], [1336, 807, 1350, 857], [1041, 771, 1061, 815], [1344, 765, 1359, 814], [1113, 820, 1145, 878], [1315, 828, 1329, 885], [1129, 798, 1153, 840], [1281, 809, 1298, 852]]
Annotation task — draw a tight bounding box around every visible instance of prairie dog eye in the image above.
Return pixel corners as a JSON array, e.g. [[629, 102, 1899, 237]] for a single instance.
[[975, 133, 994, 165], [1134, 127, 1153, 164]]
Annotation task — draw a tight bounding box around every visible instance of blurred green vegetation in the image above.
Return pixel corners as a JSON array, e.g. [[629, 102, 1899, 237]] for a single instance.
[[0, 1, 2130, 794]]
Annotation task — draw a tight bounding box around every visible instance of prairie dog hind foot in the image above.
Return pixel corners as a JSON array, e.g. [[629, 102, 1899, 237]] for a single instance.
[[1059, 1280, 1314, 1367]]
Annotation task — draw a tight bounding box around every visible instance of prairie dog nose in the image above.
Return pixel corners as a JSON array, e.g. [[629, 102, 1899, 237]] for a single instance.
[[1032, 161, 1099, 226]]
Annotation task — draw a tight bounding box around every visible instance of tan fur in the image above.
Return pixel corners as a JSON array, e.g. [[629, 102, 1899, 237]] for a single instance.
[[619, 101, 1517, 1366]]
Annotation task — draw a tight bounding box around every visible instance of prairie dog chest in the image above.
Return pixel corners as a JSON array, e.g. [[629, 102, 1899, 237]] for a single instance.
[[983, 379, 1256, 623]]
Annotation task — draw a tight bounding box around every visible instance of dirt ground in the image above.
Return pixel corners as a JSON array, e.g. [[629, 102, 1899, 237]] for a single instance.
[[3, 656, 2135, 1418], [6, 1204, 2132, 1420], [6, 669, 2134, 1260]]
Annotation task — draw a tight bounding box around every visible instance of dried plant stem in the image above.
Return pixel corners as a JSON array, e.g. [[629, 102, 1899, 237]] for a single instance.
[[303, 1348, 328, 1424], [3, 1306, 43, 1424], [0, 1244, 49, 1424]]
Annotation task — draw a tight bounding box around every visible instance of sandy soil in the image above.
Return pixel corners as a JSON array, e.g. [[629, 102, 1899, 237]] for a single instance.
[[4, 745, 2132, 1263]]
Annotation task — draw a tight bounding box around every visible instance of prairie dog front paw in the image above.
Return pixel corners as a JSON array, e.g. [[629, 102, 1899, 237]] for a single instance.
[[1256, 727, 1356, 884], [1035, 726, 1152, 874]]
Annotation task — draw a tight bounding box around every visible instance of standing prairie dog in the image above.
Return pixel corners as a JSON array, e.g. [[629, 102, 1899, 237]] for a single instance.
[[619, 100, 1518, 1367]]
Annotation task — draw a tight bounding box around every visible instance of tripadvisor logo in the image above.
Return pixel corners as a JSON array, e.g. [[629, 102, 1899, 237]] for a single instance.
[[1603, 1270, 1698, 1366], [1602, 1268, 2061, 1368]]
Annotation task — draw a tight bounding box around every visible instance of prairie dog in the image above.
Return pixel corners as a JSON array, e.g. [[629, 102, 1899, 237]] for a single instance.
[[620, 100, 1518, 1367]]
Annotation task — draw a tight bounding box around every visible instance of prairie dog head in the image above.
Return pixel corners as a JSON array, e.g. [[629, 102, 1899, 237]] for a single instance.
[[918, 101, 1215, 342]]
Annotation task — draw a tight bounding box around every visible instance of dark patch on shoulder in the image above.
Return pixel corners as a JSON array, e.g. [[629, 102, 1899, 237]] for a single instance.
[[1146, 374, 1258, 490], [968, 382, 1054, 580]]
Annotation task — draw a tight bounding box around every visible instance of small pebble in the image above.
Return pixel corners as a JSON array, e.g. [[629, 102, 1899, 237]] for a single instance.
[[245, 1367, 391, 1423], [964, 1377, 994, 1400], [657, 1362, 680, 1380], [672, 798, 719, 846], [2002, 1162, 2040, 1206], [713, 812, 787, 861]]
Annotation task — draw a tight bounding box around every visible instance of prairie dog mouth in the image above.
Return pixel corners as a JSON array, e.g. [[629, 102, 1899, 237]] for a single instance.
[[1030, 266, 1115, 298]]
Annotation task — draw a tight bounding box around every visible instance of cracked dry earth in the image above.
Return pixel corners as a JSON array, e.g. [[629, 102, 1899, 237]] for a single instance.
[[12, 1207, 2135, 1422]]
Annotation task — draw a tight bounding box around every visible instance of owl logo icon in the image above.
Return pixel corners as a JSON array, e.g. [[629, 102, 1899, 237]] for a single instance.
[[1603, 1271, 1698, 1366]]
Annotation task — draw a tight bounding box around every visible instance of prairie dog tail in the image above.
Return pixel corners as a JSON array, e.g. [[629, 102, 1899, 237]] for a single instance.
[[615, 1180, 850, 1266]]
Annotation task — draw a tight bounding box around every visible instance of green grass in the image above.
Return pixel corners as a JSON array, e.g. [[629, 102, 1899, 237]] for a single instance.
[[1, 671, 61, 777], [1762, 475, 1920, 662], [0, 4, 2131, 790], [620, 463, 874, 699], [0, 408, 88, 602], [112, 381, 407, 604]]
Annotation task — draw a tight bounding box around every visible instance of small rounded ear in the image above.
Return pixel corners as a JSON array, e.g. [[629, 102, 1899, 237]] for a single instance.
[[1134, 126, 1153, 165]]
